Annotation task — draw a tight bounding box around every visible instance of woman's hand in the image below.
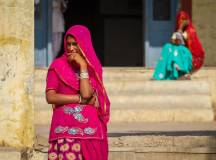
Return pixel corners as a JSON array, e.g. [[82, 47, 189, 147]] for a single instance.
[[179, 20, 189, 31], [86, 94, 99, 108], [87, 95, 96, 105], [67, 52, 87, 69]]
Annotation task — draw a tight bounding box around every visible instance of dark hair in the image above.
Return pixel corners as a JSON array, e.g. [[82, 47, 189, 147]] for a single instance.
[[66, 34, 74, 39]]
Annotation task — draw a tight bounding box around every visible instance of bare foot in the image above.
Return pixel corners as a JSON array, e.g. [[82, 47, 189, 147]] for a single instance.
[[178, 74, 191, 80]]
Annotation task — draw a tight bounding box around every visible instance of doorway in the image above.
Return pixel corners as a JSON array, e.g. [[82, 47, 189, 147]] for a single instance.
[[144, 0, 180, 67], [62, 0, 144, 66]]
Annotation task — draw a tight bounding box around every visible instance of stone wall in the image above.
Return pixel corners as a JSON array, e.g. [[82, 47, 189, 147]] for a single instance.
[[0, 1, 34, 148], [192, 0, 216, 66]]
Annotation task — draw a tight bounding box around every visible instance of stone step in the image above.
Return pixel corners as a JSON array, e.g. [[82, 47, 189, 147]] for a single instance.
[[35, 122, 216, 147], [35, 121, 216, 140], [109, 94, 211, 108], [34, 68, 153, 82], [34, 94, 212, 111], [33, 68, 213, 98], [108, 136, 216, 160], [33, 122, 216, 160], [34, 67, 216, 82], [34, 106, 214, 125], [108, 121, 216, 134], [110, 107, 214, 122], [106, 80, 210, 96], [34, 80, 210, 96], [103, 67, 216, 81], [108, 122, 216, 160], [32, 137, 216, 160]]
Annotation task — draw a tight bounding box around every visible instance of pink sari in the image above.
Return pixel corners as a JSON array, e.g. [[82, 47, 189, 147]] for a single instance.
[[46, 25, 110, 160]]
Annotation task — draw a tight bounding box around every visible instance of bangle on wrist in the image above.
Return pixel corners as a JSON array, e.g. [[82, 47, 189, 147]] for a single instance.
[[79, 94, 88, 104], [80, 71, 89, 79], [78, 95, 82, 103]]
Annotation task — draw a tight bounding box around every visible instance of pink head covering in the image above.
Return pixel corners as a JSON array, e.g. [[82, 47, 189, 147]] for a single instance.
[[49, 25, 110, 124], [64, 25, 103, 79]]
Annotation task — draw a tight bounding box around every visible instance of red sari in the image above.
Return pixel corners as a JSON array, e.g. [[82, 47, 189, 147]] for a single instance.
[[176, 11, 205, 70]]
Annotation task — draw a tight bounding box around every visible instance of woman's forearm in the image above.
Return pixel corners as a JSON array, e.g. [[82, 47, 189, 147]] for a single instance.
[[46, 90, 80, 105], [79, 65, 94, 99]]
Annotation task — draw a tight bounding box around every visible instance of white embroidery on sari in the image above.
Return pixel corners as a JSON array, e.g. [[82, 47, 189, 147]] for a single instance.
[[64, 105, 88, 123], [84, 127, 97, 135], [55, 126, 69, 134], [54, 126, 97, 135]]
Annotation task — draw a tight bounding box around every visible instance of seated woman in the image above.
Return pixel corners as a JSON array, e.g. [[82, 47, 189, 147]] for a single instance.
[[176, 11, 205, 74], [152, 32, 192, 80]]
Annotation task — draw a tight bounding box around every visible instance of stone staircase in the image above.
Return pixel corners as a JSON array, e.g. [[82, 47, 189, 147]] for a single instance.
[[30, 67, 216, 160], [34, 67, 214, 125]]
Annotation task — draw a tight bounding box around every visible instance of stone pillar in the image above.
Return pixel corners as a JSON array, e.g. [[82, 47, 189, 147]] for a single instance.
[[0, 1, 34, 148], [192, 0, 216, 66]]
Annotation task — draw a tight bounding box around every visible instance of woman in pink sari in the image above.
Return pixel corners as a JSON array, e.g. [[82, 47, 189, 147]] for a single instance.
[[46, 25, 110, 160]]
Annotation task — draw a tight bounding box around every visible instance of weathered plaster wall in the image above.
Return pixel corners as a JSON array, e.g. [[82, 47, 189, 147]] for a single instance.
[[192, 0, 216, 66], [0, 0, 34, 148]]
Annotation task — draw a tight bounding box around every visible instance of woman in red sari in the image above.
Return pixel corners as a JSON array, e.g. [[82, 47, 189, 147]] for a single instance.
[[176, 11, 205, 74]]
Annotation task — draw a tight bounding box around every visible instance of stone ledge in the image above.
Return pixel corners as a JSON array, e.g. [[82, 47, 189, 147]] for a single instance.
[[0, 147, 21, 160], [30, 150, 216, 160], [109, 146, 216, 154], [109, 136, 216, 148], [108, 122, 216, 133]]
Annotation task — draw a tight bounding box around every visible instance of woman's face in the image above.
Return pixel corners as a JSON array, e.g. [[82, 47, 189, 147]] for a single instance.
[[177, 14, 189, 28], [66, 36, 80, 54]]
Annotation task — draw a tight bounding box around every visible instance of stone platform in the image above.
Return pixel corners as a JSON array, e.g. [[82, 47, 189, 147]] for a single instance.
[[32, 122, 216, 160], [2, 122, 216, 160]]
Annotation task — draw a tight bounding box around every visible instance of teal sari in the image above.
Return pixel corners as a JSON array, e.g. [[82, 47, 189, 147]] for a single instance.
[[153, 43, 192, 80]]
